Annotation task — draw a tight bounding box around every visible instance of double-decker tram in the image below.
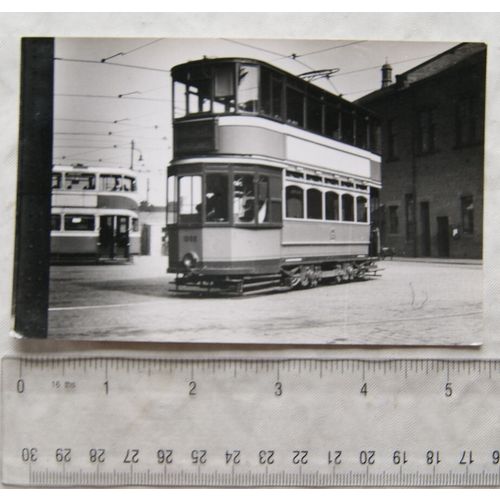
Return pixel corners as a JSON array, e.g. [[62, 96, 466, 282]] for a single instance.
[[50, 165, 140, 263], [168, 57, 382, 294]]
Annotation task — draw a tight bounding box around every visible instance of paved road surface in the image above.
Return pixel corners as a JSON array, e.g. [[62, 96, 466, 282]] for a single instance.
[[48, 257, 482, 345]]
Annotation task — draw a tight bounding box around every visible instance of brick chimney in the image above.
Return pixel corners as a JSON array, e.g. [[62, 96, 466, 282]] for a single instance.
[[381, 61, 393, 88]]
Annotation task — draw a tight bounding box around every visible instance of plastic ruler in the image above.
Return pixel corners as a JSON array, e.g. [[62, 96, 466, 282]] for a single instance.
[[2, 357, 500, 487]]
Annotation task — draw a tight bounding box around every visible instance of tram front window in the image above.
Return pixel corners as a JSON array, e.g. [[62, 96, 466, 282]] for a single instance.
[[178, 175, 202, 223], [205, 174, 229, 222], [122, 176, 137, 192], [214, 65, 236, 113], [185, 66, 212, 115], [100, 174, 123, 192], [233, 174, 255, 223]]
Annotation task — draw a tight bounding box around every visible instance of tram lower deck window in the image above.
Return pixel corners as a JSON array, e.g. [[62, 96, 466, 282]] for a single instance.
[[286, 185, 304, 219], [342, 194, 355, 222], [233, 174, 255, 223], [306, 188, 323, 220], [178, 175, 202, 223], [357, 196, 368, 222], [206, 173, 229, 222], [325, 192, 339, 221], [64, 214, 95, 231]]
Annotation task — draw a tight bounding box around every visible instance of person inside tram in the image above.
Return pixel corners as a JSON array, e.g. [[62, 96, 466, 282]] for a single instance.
[[112, 176, 122, 191], [234, 176, 255, 223], [206, 192, 226, 221]]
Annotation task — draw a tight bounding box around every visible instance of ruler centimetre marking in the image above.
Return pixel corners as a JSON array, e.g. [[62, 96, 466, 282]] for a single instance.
[[2, 357, 500, 487]]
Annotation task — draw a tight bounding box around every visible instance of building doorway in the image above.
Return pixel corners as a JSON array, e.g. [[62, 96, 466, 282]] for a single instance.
[[436, 216, 450, 257], [420, 202, 431, 257]]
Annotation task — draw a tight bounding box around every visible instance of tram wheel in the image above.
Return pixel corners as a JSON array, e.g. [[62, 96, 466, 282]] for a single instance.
[[299, 266, 312, 288], [283, 267, 301, 288]]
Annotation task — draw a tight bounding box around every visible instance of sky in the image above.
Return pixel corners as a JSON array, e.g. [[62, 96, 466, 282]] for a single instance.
[[54, 38, 456, 205]]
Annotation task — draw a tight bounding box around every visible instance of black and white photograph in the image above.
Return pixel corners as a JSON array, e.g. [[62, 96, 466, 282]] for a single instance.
[[14, 37, 485, 344]]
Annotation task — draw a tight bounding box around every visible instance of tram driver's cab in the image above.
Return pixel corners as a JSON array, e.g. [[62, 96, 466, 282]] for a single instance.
[[167, 164, 283, 275]]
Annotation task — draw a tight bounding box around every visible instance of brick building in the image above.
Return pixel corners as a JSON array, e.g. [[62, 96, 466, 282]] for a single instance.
[[357, 43, 486, 259]]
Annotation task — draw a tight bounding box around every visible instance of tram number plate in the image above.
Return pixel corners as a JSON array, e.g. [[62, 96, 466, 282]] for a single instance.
[[2, 358, 500, 487]]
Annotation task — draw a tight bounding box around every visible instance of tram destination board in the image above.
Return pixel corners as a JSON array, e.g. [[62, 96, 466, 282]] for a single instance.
[[2, 357, 500, 487]]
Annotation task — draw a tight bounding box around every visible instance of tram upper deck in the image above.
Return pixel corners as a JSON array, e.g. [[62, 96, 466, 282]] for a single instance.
[[171, 57, 381, 185]]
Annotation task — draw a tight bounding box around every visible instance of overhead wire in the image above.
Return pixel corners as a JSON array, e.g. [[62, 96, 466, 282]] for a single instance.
[[54, 57, 171, 74], [100, 39, 164, 62], [55, 93, 169, 102]]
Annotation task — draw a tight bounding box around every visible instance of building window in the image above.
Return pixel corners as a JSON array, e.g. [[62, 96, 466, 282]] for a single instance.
[[342, 194, 354, 222], [306, 188, 322, 220], [461, 195, 474, 234], [456, 96, 481, 147], [325, 191, 339, 221], [405, 193, 415, 240], [286, 185, 304, 218], [388, 206, 399, 234], [387, 118, 398, 160], [417, 109, 436, 154]]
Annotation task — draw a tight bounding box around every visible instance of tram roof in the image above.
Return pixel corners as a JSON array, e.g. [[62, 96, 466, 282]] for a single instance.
[[171, 57, 377, 117], [53, 165, 138, 177]]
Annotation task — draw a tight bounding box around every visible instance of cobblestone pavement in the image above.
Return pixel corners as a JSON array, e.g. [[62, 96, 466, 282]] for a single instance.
[[48, 257, 482, 345]]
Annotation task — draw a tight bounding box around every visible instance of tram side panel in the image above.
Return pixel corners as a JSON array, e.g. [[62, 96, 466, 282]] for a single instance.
[[280, 220, 370, 260]]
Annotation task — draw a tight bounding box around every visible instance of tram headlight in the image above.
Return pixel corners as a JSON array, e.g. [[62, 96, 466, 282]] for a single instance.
[[182, 252, 198, 269]]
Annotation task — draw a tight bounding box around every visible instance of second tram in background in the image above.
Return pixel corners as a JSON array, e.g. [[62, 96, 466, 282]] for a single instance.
[[167, 57, 382, 294], [50, 165, 140, 263]]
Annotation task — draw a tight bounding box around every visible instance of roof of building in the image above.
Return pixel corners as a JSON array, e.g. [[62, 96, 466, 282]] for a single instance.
[[357, 42, 486, 105]]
